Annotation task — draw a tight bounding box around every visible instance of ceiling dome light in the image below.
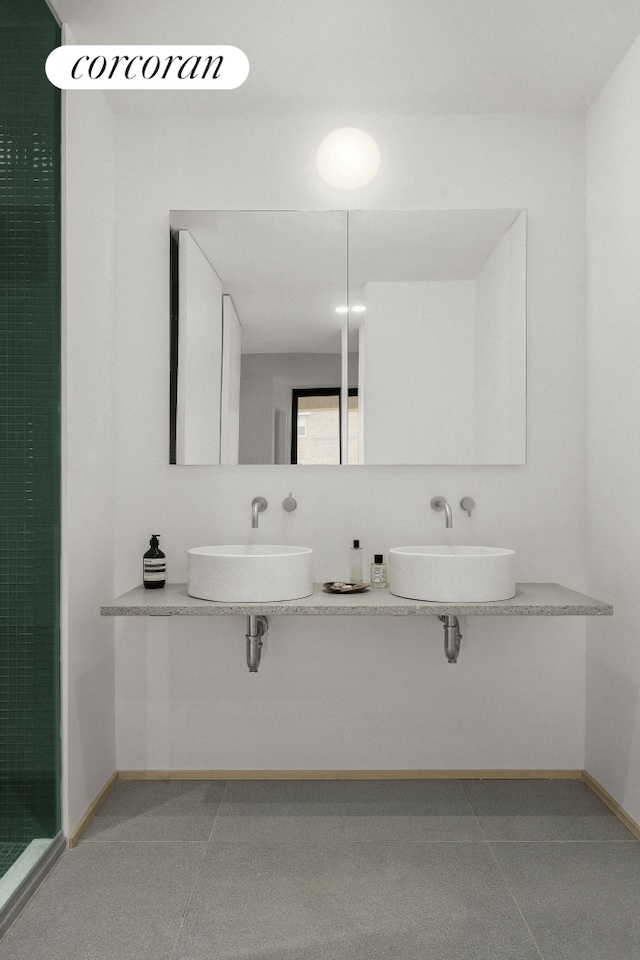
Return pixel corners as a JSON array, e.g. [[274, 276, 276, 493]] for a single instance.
[[317, 128, 380, 190]]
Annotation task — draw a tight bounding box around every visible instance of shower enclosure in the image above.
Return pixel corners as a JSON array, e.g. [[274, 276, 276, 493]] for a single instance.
[[1, 0, 62, 931]]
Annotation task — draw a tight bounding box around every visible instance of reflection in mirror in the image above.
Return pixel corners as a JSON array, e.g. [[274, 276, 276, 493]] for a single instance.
[[169, 209, 526, 467], [169, 210, 349, 464], [291, 387, 359, 465], [347, 209, 526, 464]]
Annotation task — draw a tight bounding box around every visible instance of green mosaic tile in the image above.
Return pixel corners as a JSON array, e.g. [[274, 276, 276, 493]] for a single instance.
[[0, 2, 61, 859], [0, 781, 57, 843], [0, 842, 29, 879]]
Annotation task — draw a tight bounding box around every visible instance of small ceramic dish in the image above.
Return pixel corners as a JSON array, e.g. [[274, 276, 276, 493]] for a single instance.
[[323, 581, 370, 594]]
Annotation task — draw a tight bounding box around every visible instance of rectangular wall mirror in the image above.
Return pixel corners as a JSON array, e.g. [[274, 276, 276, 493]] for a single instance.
[[170, 210, 349, 465], [169, 208, 526, 466], [349, 209, 527, 465]]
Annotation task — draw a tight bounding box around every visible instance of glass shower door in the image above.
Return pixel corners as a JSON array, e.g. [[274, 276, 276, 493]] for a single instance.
[[0, 0, 62, 917]]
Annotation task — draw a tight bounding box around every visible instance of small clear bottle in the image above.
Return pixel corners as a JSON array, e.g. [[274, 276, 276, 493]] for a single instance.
[[370, 554, 387, 588], [143, 534, 166, 589], [350, 539, 363, 583]]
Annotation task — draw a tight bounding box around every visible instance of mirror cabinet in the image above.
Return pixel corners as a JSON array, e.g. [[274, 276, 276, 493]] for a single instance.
[[169, 208, 526, 466]]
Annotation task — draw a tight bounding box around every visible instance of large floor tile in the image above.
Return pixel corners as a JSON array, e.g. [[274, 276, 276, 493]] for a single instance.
[[211, 779, 484, 842], [83, 780, 227, 842], [461, 778, 635, 841], [0, 841, 207, 960], [173, 840, 540, 960], [491, 840, 640, 959]]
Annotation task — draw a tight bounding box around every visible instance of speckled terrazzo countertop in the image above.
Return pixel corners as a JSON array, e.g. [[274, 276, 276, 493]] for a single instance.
[[101, 583, 613, 617]]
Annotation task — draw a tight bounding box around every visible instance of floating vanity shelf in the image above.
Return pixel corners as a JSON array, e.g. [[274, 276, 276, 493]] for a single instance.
[[102, 583, 611, 668], [101, 582, 612, 618]]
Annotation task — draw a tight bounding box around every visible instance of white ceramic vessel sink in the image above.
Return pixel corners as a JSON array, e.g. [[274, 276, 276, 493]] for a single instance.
[[187, 544, 313, 602], [388, 545, 516, 602]]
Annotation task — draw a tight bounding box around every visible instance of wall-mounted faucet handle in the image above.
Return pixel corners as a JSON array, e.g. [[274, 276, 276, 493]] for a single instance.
[[431, 496, 453, 528], [282, 493, 297, 512], [251, 496, 268, 528], [460, 497, 475, 518]]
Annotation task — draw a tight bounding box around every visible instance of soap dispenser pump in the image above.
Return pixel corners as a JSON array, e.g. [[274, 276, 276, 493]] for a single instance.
[[143, 534, 166, 589]]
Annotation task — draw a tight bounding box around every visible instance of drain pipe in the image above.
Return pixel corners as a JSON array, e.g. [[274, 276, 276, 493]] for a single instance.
[[439, 615, 462, 663], [245, 615, 269, 673]]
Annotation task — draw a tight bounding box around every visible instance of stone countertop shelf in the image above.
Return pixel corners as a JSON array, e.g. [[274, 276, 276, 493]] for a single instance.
[[101, 583, 613, 618]]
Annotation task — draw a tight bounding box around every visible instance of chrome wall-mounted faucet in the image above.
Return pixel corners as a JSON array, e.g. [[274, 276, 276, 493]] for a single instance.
[[282, 493, 297, 512], [251, 497, 268, 528], [460, 497, 475, 517], [431, 496, 453, 528]]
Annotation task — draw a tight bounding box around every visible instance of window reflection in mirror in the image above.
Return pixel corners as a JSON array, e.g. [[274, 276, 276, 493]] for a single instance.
[[291, 388, 358, 465]]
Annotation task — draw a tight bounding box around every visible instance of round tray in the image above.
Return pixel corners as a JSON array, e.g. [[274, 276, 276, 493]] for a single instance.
[[323, 581, 370, 594]]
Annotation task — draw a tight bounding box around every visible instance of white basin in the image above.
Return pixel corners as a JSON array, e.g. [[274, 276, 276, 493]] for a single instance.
[[187, 544, 313, 602], [388, 545, 516, 602]]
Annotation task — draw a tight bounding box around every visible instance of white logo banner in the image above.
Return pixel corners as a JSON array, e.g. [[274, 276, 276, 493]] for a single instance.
[[46, 45, 249, 90]]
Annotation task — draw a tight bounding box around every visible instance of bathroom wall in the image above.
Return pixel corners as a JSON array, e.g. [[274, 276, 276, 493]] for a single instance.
[[474, 221, 526, 464], [62, 73, 116, 832], [106, 112, 588, 776], [586, 33, 640, 824], [362, 280, 476, 463], [176, 230, 223, 464]]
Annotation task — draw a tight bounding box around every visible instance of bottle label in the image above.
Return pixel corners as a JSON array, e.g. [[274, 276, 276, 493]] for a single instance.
[[144, 559, 166, 581]]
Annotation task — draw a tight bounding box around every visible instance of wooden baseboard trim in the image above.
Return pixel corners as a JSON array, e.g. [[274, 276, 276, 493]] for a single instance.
[[70, 769, 640, 846], [118, 768, 584, 781], [68, 772, 119, 848], [582, 771, 640, 841]]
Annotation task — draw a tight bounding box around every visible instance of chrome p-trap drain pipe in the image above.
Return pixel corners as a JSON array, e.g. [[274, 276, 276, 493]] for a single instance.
[[245, 614, 460, 670], [439, 615, 462, 663], [245, 615, 269, 673]]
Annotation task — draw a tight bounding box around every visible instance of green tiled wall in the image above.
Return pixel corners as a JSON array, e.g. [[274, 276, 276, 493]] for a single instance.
[[0, 0, 61, 851]]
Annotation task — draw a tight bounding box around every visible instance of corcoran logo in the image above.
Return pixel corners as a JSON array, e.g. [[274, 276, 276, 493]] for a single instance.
[[45, 45, 249, 90]]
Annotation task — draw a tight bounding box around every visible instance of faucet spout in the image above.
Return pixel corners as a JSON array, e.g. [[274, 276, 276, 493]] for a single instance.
[[251, 497, 268, 528], [431, 496, 453, 528]]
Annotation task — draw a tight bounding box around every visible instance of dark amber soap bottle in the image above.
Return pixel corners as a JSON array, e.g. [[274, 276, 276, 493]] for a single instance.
[[143, 534, 166, 589]]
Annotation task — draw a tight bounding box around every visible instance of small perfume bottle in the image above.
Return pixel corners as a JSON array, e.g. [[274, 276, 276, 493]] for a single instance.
[[370, 554, 387, 588], [143, 534, 166, 589], [350, 540, 363, 583]]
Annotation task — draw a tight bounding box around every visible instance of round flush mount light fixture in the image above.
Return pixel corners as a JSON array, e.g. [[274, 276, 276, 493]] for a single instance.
[[317, 128, 380, 190]]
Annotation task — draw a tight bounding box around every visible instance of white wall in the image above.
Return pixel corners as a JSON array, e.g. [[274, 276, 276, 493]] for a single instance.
[[475, 233, 510, 460], [62, 79, 116, 832], [108, 112, 588, 773], [475, 211, 527, 464], [238, 378, 276, 464], [586, 33, 640, 823], [176, 230, 223, 465], [362, 281, 476, 464], [220, 295, 241, 465]]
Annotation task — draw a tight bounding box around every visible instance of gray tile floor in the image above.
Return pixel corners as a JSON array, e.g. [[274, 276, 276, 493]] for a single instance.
[[1, 778, 639, 959]]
